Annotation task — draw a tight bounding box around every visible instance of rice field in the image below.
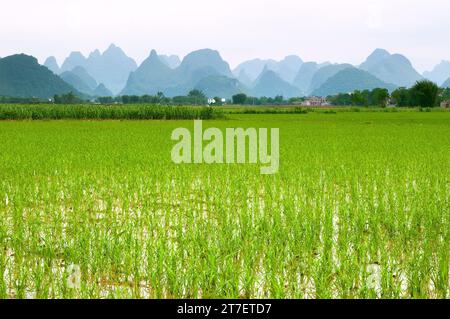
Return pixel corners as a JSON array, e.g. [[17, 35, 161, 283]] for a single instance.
[[0, 110, 449, 299]]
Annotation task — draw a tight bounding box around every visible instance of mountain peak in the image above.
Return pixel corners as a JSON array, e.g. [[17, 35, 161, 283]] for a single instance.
[[134, 50, 168, 74], [252, 68, 299, 98], [44, 56, 58, 64], [107, 43, 118, 51], [371, 48, 390, 57], [253, 65, 272, 83], [4, 54, 38, 65], [179, 49, 232, 77], [149, 49, 159, 59], [70, 66, 98, 89], [360, 49, 390, 70], [94, 83, 113, 97], [142, 49, 165, 66], [360, 50, 422, 87], [234, 55, 303, 84], [181, 49, 223, 65], [423, 60, 450, 85], [0, 54, 80, 99], [159, 54, 181, 69], [390, 54, 413, 67], [308, 63, 353, 93], [60, 51, 87, 73], [237, 69, 253, 87], [233, 59, 270, 81], [89, 49, 101, 59], [60, 64, 99, 96], [104, 44, 125, 55], [292, 62, 320, 94], [312, 67, 396, 97], [283, 55, 303, 63], [68, 51, 86, 59], [44, 56, 60, 74], [60, 44, 136, 94]]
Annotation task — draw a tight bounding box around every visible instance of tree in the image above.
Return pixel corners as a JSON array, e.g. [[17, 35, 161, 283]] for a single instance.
[[329, 93, 352, 106], [213, 97, 223, 106], [122, 95, 130, 104], [370, 88, 389, 107], [274, 95, 284, 104], [391, 88, 411, 107], [156, 91, 165, 103], [188, 89, 206, 99], [288, 97, 304, 104], [232, 93, 247, 105], [410, 80, 439, 107], [188, 89, 206, 105], [352, 90, 369, 106], [439, 88, 450, 101], [97, 96, 113, 104], [54, 92, 77, 104], [65, 92, 76, 104]]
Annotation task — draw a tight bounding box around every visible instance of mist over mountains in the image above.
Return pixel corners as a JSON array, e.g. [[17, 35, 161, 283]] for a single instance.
[[311, 68, 397, 97], [423, 61, 450, 86], [233, 55, 303, 84], [359, 49, 423, 87], [59, 44, 138, 95], [1, 45, 450, 100]]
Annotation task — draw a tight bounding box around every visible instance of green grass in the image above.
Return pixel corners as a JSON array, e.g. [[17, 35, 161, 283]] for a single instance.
[[0, 111, 449, 299]]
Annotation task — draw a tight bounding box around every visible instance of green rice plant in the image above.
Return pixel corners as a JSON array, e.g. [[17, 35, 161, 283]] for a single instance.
[[0, 111, 448, 299]]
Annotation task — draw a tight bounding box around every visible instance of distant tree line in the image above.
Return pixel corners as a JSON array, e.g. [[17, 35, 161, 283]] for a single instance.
[[232, 93, 305, 105], [391, 81, 448, 107], [0, 90, 212, 106], [96, 90, 209, 105], [0, 96, 49, 104], [328, 88, 390, 107], [1, 80, 448, 108], [0, 92, 300, 106], [98, 90, 297, 106], [53, 92, 85, 104], [329, 80, 447, 108]]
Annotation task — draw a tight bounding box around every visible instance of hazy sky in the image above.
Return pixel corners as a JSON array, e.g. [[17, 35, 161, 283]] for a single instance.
[[1, 0, 449, 72]]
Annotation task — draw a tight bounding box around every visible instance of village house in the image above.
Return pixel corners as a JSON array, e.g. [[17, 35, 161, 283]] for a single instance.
[[301, 96, 330, 107], [440, 100, 450, 108]]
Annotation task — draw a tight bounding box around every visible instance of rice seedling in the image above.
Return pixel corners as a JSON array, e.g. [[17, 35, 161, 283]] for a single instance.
[[0, 110, 448, 299]]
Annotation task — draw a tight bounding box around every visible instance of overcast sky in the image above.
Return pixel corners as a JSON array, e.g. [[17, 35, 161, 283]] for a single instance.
[[0, 0, 449, 72]]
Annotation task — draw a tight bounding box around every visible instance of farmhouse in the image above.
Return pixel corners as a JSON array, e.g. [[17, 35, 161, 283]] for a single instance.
[[301, 96, 330, 106], [440, 100, 450, 108]]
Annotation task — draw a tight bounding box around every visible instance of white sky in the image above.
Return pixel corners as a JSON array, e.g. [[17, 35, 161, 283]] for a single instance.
[[0, 0, 449, 72]]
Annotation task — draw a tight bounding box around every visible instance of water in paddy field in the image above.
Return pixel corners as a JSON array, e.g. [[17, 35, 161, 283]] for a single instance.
[[0, 112, 449, 298]]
